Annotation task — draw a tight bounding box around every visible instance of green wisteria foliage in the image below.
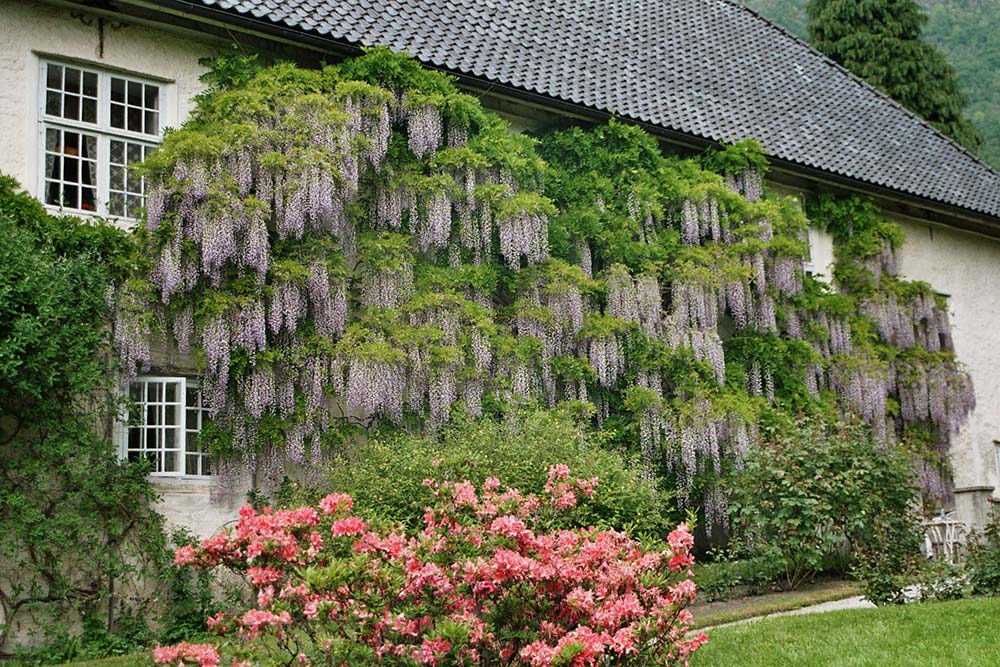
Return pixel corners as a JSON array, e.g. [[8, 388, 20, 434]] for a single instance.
[[115, 49, 973, 530]]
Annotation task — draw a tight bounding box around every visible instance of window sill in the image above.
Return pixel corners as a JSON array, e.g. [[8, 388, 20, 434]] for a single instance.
[[42, 204, 138, 227], [148, 475, 216, 493]]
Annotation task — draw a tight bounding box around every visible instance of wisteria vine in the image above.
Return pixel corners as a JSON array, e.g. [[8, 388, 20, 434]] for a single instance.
[[113, 53, 974, 526]]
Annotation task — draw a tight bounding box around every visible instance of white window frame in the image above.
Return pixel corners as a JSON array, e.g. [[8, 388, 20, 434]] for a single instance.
[[994, 441, 1000, 486], [36, 58, 169, 222], [120, 375, 212, 478], [803, 225, 817, 275]]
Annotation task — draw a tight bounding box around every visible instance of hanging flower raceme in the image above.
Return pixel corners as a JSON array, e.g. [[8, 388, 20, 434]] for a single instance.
[[359, 260, 414, 311], [406, 100, 443, 159], [112, 281, 153, 376], [587, 334, 625, 389], [344, 352, 406, 422], [307, 261, 347, 338]]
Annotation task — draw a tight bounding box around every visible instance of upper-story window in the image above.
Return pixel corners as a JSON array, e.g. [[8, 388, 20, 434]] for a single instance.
[[39, 60, 165, 220]]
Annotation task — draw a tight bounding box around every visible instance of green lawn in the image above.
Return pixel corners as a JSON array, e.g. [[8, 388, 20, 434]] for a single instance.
[[691, 596, 1000, 667], [56, 656, 149, 667]]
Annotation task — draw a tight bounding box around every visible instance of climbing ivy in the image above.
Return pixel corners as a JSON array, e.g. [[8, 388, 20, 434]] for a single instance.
[[0, 176, 167, 653]]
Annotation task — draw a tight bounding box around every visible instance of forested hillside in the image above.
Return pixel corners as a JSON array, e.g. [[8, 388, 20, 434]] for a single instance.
[[744, 0, 1000, 167]]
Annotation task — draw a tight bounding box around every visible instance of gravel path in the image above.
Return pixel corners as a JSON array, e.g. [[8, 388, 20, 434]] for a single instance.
[[701, 595, 875, 631], [773, 595, 875, 616]]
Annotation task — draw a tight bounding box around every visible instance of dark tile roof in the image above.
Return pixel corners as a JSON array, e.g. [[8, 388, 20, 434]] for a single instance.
[[190, 0, 1000, 220]]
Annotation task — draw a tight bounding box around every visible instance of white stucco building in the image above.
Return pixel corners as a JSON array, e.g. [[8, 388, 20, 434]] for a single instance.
[[2, 0, 999, 542]]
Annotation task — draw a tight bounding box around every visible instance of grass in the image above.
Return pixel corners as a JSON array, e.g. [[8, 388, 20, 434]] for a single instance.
[[55, 656, 149, 667], [691, 596, 1000, 667], [692, 580, 861, 629]]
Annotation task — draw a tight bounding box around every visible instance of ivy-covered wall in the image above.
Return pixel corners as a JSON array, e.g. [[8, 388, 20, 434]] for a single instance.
[[115, 50, 975, 534]]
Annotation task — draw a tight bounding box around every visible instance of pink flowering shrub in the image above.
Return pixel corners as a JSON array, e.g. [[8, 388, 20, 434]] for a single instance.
[[156, 466, 707, 666]]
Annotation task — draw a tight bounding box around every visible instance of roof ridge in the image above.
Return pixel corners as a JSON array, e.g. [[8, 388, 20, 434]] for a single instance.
[[720, 0, 1000, 179]]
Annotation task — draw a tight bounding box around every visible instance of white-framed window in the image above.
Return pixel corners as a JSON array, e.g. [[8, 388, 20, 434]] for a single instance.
[[123, 376, 212, 477], [38, 59, 166, 220]]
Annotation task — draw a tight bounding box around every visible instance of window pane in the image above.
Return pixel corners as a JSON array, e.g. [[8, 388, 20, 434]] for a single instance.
[[64, 94, 79, 120], [151, 382, 163, 401], [109, 192, 125, 217], [186, 408, 199, 430], [81, 185, 96, 212], [146, 405, 158, 426], [186, 454, 199, 475], [144, 84, 159, 110], [165, 383, 177, 403], [128, 80, 143, 106], [63, 183, 79, 209], [145, 110, 159, 136], [45, 91, 60, 116], [46, 64, 62, 90], [126, 142, 142, 166], [111, 77, 126, 103], [82, 97, 97, 124], [82, 71, 98, 97], [165, 428, 176, 447], [64, 67, 81, 94], [110, 165, 125, 192], [111, 102, 125, 129], [165, 405, 177, 425], [127, 195, 143, 215], [164, 450, 176, 472], [128, 106, 142, 133], [110, 139, 125, 164]]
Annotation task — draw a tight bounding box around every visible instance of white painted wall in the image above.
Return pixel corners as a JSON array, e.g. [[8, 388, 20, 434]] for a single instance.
[[0, 0, 219, 225], [893, 215, 1000, 526]]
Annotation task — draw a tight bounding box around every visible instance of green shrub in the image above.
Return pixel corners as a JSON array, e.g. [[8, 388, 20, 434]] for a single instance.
[[913, 559, 969, 602], [307, 406, 675, 541], [695, 553, 786, 601], [728, 415, 923, 595], [966, 509, 1000, 596]]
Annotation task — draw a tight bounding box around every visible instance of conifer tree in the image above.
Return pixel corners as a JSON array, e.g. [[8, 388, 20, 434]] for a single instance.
[[807, 0, 982, 152]]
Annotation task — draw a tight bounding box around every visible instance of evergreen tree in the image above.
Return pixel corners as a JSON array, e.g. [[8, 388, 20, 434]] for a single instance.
[[806, 0, 982, 152]]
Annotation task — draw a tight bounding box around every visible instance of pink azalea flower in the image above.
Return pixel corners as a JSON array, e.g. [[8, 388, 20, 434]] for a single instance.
[[331, 516, 367, 536], [319, 492, 353, 515]]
